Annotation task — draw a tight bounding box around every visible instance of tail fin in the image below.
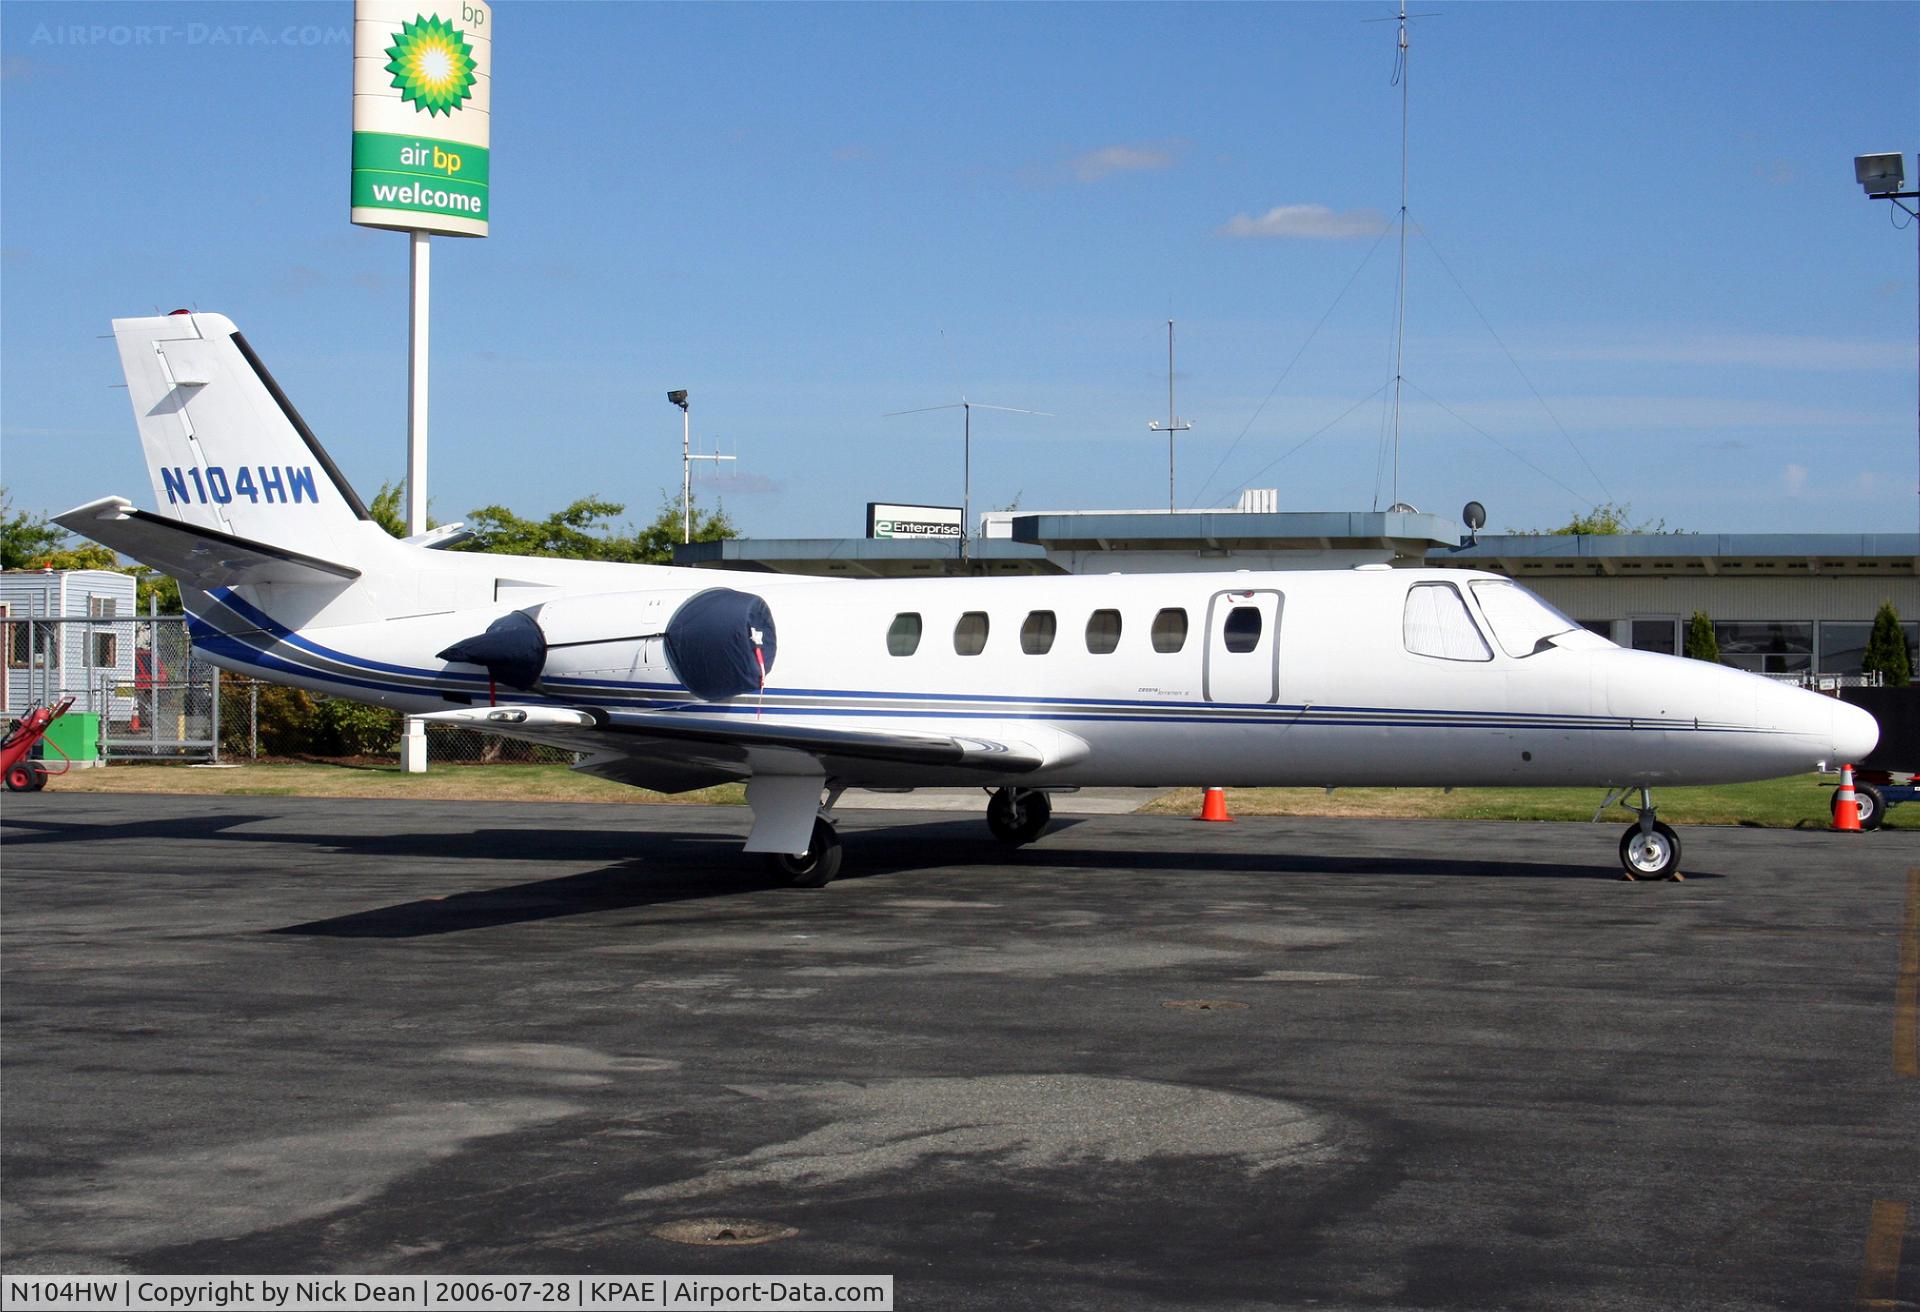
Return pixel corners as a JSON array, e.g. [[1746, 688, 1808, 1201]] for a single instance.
[[113, 311, 374, 565]]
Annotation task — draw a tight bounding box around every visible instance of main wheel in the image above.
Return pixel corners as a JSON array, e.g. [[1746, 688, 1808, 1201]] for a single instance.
[[4, 761, 46, 792], [1619, 820, 1681, 880], [1833, 783, 1885, 831], [987, 788, 1053, 846], [766, 817, 842, 888]]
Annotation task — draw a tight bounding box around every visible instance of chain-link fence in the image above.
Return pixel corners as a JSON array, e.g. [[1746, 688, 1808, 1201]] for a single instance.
[[4, 614, 572, 766], [216, 676, 576, 765], [4, 614, 220, 760]]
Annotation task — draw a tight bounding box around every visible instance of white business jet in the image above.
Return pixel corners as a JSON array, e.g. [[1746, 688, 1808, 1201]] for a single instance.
[[59, 313, 1876, 884]]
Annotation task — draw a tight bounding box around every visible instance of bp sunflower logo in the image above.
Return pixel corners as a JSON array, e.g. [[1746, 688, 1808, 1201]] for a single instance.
[[384, 14, 477, 117]]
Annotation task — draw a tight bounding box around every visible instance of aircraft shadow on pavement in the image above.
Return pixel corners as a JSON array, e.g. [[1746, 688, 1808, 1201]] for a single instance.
[[272, 817, 1690, 938]]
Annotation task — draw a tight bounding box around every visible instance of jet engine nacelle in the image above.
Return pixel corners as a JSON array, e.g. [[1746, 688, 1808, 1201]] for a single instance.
[[438, 587, 779, 702]]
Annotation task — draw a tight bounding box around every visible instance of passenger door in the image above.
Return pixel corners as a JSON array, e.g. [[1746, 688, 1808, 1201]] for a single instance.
[[1203, 590, 1283, 704]]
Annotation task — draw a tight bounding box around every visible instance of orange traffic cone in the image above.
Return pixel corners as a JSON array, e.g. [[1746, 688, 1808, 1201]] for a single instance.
[[1832, 764, 1861, 832], [1197, 786, 1233, 822]]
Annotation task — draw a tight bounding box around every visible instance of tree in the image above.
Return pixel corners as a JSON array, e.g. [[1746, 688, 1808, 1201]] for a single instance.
[[1683, 611, 1720, 663], [1, 489, 69, 568], [1862, 601, 1912, 687], [1526, 501, 1678, 535], [456, 492, 734, 564], [368, 480, 440, 539]]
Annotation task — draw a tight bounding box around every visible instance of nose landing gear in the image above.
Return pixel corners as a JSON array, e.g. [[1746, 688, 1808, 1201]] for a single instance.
[[1603, 786, 1684, 881]]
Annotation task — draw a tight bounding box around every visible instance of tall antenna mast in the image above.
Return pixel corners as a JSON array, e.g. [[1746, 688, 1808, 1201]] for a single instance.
[[1147, 319, 1193, 510], [1389, 0, 1411, 509], [884, 397, 1051, 569]]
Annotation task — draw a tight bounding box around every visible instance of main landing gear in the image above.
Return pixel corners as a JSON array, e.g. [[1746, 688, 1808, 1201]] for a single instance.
[[1601, 786, 1683, 881], [987, 787, 1052, 847], [766, 816, 843, 888]]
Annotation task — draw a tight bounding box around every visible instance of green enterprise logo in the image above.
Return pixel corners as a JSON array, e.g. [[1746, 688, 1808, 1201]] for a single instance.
[[385, 14, 477, 117]]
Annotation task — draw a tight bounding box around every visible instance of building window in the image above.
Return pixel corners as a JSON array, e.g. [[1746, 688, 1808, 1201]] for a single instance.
[[1020, 610, 1057, 655], [1223, 606, 1263, 654], [1579, 620, 1616, 641], [89, 596, 118, 619], [1630, 618, 1678, 656], [1712, 621, 1812, 674], [1818, 620, 1919, 676], [92, 632, 119, 668], [1151, 608, 1188, 653], [954, 611, 990, 656], [886, 613, 922, 657], [7, 621, 57, 670], [1403, 583, 1491, 661], [1085, 609, 1122, 655]]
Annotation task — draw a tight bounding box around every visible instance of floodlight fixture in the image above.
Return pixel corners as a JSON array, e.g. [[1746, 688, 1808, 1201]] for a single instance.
[[1854, 153, 1906, 196], [666, 388, 690, 410]]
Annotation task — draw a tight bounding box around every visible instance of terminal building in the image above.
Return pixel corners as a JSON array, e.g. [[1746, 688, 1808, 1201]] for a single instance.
[[675, 500, 1918, 680]]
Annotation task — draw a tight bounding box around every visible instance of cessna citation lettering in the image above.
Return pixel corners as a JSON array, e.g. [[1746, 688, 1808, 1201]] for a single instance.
[[62, 313, 1877, 883]]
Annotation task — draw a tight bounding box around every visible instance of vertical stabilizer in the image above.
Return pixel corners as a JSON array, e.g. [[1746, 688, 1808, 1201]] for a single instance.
[[113, 311, 374, 565]]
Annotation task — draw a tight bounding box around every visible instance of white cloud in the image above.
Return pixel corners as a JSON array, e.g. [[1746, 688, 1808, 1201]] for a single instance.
[[1781, 463, 1808, 496], [1068, 142, 1178, 182], [1218, 204, 1388, 240]]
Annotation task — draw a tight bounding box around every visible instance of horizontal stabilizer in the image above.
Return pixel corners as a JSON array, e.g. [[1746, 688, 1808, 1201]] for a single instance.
[[53, 496, 361, 589]]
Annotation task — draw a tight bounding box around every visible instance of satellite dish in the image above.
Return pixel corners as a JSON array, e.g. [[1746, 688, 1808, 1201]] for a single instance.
[[1463, 500, 1487, 530]]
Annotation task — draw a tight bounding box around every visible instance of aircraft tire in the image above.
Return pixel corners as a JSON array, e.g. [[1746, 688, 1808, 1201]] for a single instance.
[[1833, 783, 1884, 831], [5, 761, 46, 792], [987, 788, 1052, 846], [767, 818, 842, 888], [1618, 821, 1681, 880]]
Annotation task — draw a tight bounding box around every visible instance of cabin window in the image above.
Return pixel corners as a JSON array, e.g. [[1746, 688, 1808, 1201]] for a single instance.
[[1223, 607, 1264, 653], [954, 611, 990, 656], [1470, 580, 1581, 659], [1021, 610, 1057, 655], [1151, 608, 1188, 653], [91, 633, 119, 668], [1085, 609, 1122, 655], [1403, 583, 1492, 661], [886, 612, 922, 657]]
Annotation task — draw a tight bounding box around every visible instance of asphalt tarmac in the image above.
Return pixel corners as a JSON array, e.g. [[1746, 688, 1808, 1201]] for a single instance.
[[2, 794, 1916, 1310]]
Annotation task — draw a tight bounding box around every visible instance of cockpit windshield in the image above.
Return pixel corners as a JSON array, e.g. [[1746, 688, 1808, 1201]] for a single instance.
[[1468, 580, 1591, 658]]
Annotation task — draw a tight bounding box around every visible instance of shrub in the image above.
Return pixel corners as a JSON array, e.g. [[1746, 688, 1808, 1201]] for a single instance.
[[1683, 611, 1719, 663], [1862, 601, 1912, 687]]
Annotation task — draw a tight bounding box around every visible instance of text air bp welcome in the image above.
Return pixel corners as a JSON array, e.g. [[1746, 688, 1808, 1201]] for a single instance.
[[351, 0, 492, 237]]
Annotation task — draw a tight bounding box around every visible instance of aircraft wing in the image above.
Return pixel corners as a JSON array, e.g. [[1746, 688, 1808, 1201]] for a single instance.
[[415, 704, 1084, 793], [54, 496, 361, 589]]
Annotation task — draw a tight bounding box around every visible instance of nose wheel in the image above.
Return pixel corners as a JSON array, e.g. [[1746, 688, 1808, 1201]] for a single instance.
[[1610, 786, 1684, 881]]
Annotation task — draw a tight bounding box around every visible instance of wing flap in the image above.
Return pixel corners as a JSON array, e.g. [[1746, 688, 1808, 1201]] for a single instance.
[[54, 496, 361, 589], [416, 703, 1086, 791]]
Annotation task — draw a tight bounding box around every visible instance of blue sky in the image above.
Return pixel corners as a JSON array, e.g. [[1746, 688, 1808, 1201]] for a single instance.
[[3, 1, 1916, 541]]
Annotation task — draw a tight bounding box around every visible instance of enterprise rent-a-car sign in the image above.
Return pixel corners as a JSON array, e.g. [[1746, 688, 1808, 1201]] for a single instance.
[[868, 503, 964, 539], [351, 1, 492, 237]]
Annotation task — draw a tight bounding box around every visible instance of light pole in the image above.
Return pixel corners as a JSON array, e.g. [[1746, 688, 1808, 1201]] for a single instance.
[[1853, 152, 1920, 536], [667, 389, 691, 543]]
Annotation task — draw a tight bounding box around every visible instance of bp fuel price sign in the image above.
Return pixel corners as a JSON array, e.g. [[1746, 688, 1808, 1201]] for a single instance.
[[351, 0, 492, 237]]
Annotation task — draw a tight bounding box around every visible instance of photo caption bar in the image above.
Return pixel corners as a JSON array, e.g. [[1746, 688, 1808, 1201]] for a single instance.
[[2, 1275, 894, 1312]]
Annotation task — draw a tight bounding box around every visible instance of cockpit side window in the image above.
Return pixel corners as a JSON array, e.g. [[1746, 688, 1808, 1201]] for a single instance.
[[1469, 580, 1583, 658], [1403, 583, 1492, 661]]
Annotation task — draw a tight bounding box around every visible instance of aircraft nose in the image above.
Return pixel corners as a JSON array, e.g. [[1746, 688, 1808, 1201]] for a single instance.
[[1828, 697, 1880, 767]]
